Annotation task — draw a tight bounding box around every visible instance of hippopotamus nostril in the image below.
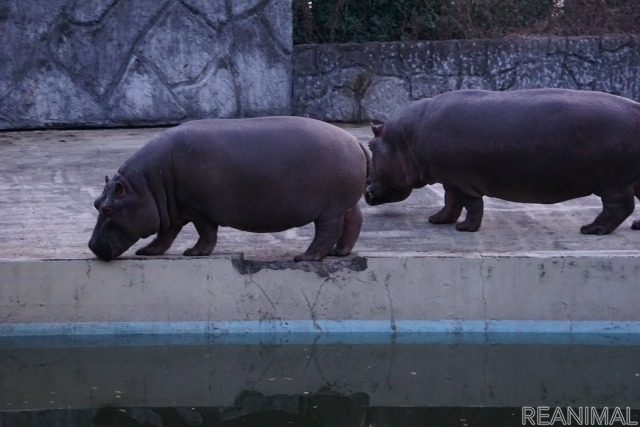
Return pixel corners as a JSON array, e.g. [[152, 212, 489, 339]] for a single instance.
[[364, 190, 379, 206], [101, 206, 115, 218]]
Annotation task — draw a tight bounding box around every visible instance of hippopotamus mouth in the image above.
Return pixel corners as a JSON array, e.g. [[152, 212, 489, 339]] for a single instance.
[[89, 232, 129, 261], [365, 182, 412, 206], [88, 236, 120, 261], [364, 185, 382, 206], [88, 221, 138, 261]]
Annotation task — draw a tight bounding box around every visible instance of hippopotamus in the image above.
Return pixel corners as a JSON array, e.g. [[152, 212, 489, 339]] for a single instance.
[[365, 89, 640, 234], [89, 117, 368, 261]]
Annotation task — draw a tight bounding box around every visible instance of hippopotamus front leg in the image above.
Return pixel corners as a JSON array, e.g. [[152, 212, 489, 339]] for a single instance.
[[581, 187, 635, 235], [184, 210, 219, 256], [329, 204, 363, 257], [429, 186, 484, 232], [632, 183, 640, 230], [136, 222, 185, 256], [455, 193, 484, 232], [429, 185, 464, 224]]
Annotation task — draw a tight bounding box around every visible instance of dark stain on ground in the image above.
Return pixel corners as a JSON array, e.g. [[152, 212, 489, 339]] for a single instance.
[[232, 255, 368, 277]]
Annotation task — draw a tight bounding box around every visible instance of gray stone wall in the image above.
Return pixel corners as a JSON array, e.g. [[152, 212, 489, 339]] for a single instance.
[[0, 0, 292, 129], [293, 36, 640, 122], [3, 3, 639, 131]]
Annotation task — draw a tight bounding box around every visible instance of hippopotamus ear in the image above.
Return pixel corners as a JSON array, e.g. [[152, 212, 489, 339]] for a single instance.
[[371, 123, 384, 137]]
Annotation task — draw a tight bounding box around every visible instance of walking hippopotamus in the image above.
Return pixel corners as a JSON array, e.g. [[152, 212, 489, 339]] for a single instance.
[[365, 89, 640, 234], [89, 117, 368, 261]]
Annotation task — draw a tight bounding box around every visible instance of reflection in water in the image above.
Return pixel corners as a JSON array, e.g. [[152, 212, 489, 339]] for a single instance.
[[4, 390, 530, 427], [4, 390, 638, 427]]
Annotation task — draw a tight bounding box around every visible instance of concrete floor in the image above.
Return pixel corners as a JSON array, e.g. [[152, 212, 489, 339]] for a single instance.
[[2, 123, 640, 260]]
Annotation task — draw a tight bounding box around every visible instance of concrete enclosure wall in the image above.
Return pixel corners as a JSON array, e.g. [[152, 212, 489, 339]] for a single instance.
[[293, 36, 640, 122], [0, 0, 292, 129], [2, 3, 639, 130]]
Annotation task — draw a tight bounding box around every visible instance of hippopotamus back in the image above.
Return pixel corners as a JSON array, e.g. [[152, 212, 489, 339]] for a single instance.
[[414, 89, 640, 203]]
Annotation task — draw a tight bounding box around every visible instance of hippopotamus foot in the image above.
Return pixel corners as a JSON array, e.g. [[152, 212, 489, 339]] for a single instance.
[[328, 205, 363, 257], [136, 222, 184, 256], [455, 198, 483, 231], [184, 214, 219, 256], [184, 235, 217, 256], [633, 185, 640, 230], [435, 189, 483, 232], [429, 187, 464, 224], [294, 213, 345, 261], [429, 209, 460, 224], [455, 220, 480, 232], [580, 188, 634, 235]]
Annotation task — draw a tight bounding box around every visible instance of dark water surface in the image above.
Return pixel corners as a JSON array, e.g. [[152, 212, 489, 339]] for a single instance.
[[1, 333, 639, 426]]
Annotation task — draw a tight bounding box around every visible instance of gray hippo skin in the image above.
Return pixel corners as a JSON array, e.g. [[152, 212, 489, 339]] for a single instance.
[[89, 117, 368, 261], [365, 89, 640, 234]]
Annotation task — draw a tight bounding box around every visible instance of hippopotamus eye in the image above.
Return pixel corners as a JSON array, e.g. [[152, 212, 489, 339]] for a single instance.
[[113, 182, 126, 198]]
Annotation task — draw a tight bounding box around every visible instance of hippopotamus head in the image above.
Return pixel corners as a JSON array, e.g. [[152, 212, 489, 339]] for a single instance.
[[88, 173, 160, 261], [365, 124, 414, 206]]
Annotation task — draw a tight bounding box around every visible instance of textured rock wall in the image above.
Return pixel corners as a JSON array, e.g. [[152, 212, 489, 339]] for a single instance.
[[0, 0, 292, 129], [293, 36, 640, 122]]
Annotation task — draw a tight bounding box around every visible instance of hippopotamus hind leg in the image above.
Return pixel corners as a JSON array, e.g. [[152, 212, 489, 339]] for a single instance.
[[184, 210, 219, 256], [581, 187, 634, 235], [632, 183, 640, 230], [329, 204, 363, 257], [294, 213, 344, 261]]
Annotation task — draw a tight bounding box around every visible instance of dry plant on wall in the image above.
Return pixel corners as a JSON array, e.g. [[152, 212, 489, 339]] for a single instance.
[[532, 0, 640, 36]]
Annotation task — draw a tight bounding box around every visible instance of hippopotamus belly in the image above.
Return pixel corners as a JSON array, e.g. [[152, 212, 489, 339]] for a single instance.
[[89, 117, 368, 261], [171, 134, 357, 232]]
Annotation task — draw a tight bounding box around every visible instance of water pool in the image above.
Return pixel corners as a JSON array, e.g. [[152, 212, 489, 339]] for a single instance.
[[1, 333, 639, 426]]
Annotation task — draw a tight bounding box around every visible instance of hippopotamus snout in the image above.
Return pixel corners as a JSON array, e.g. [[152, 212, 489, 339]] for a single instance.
[[88, 215, 140, 261], [88, 235, 117, 261], [365, 182, 412, 206], [89, 222, 141, 261]]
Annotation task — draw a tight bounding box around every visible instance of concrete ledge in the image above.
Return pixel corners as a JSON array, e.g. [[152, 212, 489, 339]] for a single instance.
[[2, 252, 640, 336]]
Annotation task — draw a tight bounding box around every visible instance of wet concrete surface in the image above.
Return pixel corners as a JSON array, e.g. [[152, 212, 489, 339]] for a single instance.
[[1, 123, 639, 261]]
